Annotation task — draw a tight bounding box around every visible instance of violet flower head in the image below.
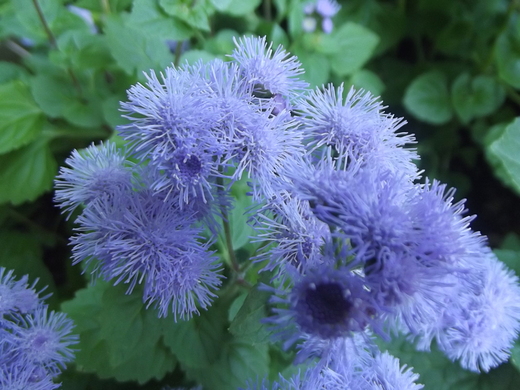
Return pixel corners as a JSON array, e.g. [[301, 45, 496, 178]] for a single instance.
[[432, 254, 520, 372], [298, 85, 418, 178], [119, 64, 225, 205], [0, 268, 41, 317], [72, 189, 223, 320], [230, 36, 308, 101], [360, 352, 424, 390], [54, 142, 133, 216], [302, 0, 340, 34], [253, 192, 330, 275], [0, 268, 78, 389]]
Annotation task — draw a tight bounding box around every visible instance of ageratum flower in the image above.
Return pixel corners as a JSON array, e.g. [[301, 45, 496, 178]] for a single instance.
[[71, 188, 223, 320], [0, 268, 41, 317], [0, 268, 77, 390], [425, 253, 520, 372], [298, 85, 418, 178], [4, 307, 77, 377], [54, 142, 133, 216], [230, 36, 309, 105], [119, 62, 226, 205], [253, 191, 330, 274], [266, 262, 382, 364]]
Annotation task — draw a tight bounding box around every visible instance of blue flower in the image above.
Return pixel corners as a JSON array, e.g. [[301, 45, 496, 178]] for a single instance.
[[72, 188, 223, 320], [298, 85, 418, 178], [119, 62, 225, 205], [0, 268, 41, 317], [54, 142, 133, 216], [230, 36, 308, 101], [0, 268, 77, 389], [253, 192, 331, 275]]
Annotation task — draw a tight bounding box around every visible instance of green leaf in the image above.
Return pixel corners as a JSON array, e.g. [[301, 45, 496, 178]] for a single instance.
[[382, 335, 520, 390], [230, 194, 256, 250], [220, 0, 261, 16], [204, 29, 240, 56], [179, 50, 217, 65], [324, 23, 380, 77], [162, 299, 229, 368], [495, 249, 520, 276], [0, 138, 57, 205], [54, 30, 113, 71], [294, 48, 330, 88], [451, 73, 505, 124], [159, 0, 213, 31], [30, 73, 104, 128], [495, 29, 520, 89], [10, 0, 61, 43], [229, 285, 271, 344], [0, 81, 44, 154], [0, 62, 27, 84], [186, 340, 269, 390], [488, 118, 520, 194], [104, 15, 173, 75], [0, 230, 57, 304], [61, 281, 176, 383], [128, 0, 193, 41], [350, 69, 385, 96], [403, 71, 453, 125]]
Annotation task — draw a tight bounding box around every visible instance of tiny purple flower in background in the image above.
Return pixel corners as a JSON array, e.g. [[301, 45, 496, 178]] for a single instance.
[[302, 0, 341, 34]]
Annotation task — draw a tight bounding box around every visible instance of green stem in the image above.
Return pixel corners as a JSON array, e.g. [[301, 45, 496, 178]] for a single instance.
[[174, 41, 183, 68], [216, 176, 240, 273], [32, 0, 57, 48], [263, 0, 272, 22], [101, 0, 111, 14], [32, 0, 84, 99], [7, 208, 68, 246]]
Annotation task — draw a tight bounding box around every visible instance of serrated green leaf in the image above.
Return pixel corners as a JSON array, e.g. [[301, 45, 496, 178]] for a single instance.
[[495, 30, 520, 89], [0, 230, 57, 305], [30, 73, 104, 128], [294, 48, 329, 88], [451, 73, 505, 124], [0, 138, 57, 205], [230, 194, 256, 250], [62, 281, 176, 383], [162, 299, 228, 368], [0, 81, 44, 154], [128, 0, 193, 41], [383, 335, 520, 390], [186, 340, 269, 390], [0, 62, 27, 84], [54, 30, 113, 70], [10, 0, 61, 43], [488, 118, 520, 194], [221, 0, 261, 16], [159, 0, 213, 31], [350, 69, 385, 96], [324, 23, 380, 77], [104, 15, 173, 75], [179, 50, 217, 65], [229, 285, 271, 344], [494, 249, 520, 276], [403, 71, 453, 125]]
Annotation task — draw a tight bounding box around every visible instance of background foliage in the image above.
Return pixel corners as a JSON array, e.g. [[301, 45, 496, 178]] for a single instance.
[[1, 0, 520, 388]]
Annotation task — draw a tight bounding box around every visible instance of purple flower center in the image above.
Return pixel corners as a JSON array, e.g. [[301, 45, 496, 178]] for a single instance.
[[303, 282, 351, 325], [181, 155, 202, 177]]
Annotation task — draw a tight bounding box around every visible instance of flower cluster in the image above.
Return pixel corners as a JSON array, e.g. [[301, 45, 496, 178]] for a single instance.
[[303, 0, 341, 34], [0, 268, 78, 390], [55, 36, 520, 388]]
